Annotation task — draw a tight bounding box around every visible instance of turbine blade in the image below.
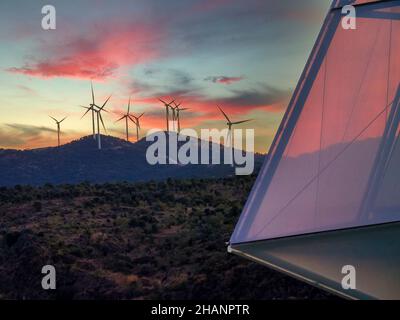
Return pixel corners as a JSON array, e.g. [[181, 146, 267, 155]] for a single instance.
[[59, 116, 67, 123], [137, 113, 144, 119], [91, 81, 95, 105], [99, 112, 107, 133], [128, 115, 138, 126], [81, 107, 91, 119], [231, 119, 253, 125], [100, 95, 112, 110], [128, 96, 131, 114], [134, 117, 141, 129], [217, 106, 230, 122], [159, 98, 166, 105], [115, 115, 125, 123], [49, 116, 58, 122]]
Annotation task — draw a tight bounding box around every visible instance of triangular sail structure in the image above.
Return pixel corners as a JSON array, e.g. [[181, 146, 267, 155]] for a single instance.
[[229, 0, 400, 299]]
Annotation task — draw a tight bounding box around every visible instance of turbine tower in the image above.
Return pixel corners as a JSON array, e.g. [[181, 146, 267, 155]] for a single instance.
[[159, 99, 174, 132], [170, 103, 177, 131], [49, 116, 67, 147], [115, 96, 136, 141], [94, 95, 111, 150]]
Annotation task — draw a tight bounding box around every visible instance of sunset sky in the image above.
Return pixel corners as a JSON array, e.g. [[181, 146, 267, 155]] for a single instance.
[[0, 0, 331, 152]]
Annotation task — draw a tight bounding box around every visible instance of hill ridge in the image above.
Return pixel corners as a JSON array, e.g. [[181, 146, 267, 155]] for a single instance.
[[0, 132, 264, 186]]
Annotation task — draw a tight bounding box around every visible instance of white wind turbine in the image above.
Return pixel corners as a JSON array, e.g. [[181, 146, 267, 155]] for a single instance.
[[159, 99, 175, 132], [81, 94, 111, 150], [130, 112, 144, 141], [80, 81, 98, 140], [49, 116, 67, 147], [115, 96, 136, 141], [173, 102, 189, 133], [217, 106, 252, 165]]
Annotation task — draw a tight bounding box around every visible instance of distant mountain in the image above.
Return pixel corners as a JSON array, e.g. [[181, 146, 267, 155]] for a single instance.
[[0, 133, 265, 186]]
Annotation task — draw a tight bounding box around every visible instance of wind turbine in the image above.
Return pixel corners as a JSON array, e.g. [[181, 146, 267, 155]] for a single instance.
[[130, 113, 144, 141], [80, 81, 98, 140], [94, 95, 111, 150], [80, 81, 111, 149], [217, 106, 252, 165], [49, 116, 67, 147], [159, 99, 175, 132], [173, 102, 189, 133], [115, 96, 136, 141]]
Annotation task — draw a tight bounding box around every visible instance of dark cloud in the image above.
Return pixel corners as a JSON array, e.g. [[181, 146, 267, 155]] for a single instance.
[[0, 124, 56, 148], [16, 84, 36, 94], [173, 71, 194, 87], [132, 68, 198, 98], [0, 123, 64, 148], [143, 68, 194, 86], [219, 86, 291, 108], [0, 123, 82, 149], [0, 130, 25, 147], [165, 84, 290, 110], [6, 124, 56, 135]]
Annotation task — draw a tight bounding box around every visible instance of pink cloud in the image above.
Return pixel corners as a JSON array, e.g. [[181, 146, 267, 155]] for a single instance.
[[7, 21, 166, 80], [7, 58, 117, 79], [205, 76, 244, 85]]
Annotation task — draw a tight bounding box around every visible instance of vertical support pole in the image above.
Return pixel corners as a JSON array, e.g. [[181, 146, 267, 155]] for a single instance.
[[126, 117, 129, 141], [166, 107, 169, 132], [92, 109, 96, 140], [359, 84, 400, 220], [97, 112, 101, 150]]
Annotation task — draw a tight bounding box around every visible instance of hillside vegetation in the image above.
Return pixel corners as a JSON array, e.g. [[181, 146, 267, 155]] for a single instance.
[[0, 176, 334, 299]]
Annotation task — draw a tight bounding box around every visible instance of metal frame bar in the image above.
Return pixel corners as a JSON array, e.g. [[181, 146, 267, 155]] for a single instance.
[[228, 245, 360, 300], [359, 84, 400, 220], [332, 0, 399, 10], [356, 1, 400, 20]]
